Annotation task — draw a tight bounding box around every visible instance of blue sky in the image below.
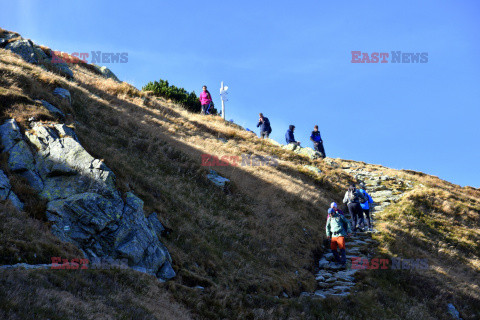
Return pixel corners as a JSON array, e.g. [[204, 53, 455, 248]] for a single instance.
[[2, 0, 479, 187]]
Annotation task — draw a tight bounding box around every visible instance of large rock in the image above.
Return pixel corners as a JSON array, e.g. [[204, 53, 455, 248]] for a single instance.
[[148, 212, 165, 237], [304, 165, 322, 175], [53, 62, 74, 79], [53, 88, 71, 104], [0, 169, 24, 210], [93, 65, 120, 82], [37, 100, 65, 119], [0, 119, 23, 152], [282, 144, 322, 160], [0, 119, 174, 280], [295, 146, 322, 160], [7, 140, 35, 172], [5, 39, 37, 64], [207, 170, 230, 188]]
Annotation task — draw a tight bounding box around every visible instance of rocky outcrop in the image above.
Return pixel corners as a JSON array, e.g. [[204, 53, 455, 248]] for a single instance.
[[282, 143, 323, 160], [207, 170, 230, 189], [93, 65, 120, 82], [0, 119, 175, 280], [37, 99, 65, 119], [52, 88, 71, 105], [0, 31, 73, 79], [0, 169, 24, 210], [4, 39, 37, 64]]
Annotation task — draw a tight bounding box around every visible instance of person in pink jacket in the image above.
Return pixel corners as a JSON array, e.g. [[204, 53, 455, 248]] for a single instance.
[[199, 85, 212, 115]]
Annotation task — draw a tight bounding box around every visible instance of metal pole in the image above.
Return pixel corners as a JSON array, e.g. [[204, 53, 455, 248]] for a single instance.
[[221, 81, 225, 120]]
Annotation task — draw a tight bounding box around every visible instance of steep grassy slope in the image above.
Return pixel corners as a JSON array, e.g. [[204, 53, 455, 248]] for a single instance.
[[0, 40, 479, 320]]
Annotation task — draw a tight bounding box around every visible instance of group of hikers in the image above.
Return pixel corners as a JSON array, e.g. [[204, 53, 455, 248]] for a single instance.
[[198, 86, 326, 158], [256, 113, 327, 158], [199, 84, 371, 267], [325, 183, 374, 266]]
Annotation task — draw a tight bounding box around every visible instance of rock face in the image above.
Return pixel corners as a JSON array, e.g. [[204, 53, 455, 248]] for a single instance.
[[93, 65, 120, 82], [37, 100, 65, 119], [207, 170, 230, 189], [0, 169, 24, 210], [52, 88, 71, 104], [0, 119, 175, 280], [0, 32, 73, 79], [282, 144, 323, 160], [4, 39, 37, 64]]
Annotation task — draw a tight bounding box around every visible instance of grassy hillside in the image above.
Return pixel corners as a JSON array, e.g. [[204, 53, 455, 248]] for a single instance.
[[0, 37, 479, 320]]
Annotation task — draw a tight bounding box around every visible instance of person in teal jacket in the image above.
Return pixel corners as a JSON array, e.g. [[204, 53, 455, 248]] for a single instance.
[[326, 208, 352, 266]]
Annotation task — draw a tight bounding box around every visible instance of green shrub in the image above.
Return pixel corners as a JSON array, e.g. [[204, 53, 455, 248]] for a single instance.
[[142, 79, 217, 114]]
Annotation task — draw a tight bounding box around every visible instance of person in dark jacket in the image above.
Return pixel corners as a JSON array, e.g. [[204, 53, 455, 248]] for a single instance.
[[310, 125, 326, 158], [358, 183, 374, 231], [285, 125, 300, 146], [257, 113, 272, 138], [342, 183, 367, 233]]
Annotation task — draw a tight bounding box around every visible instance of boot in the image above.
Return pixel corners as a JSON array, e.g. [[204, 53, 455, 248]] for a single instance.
[[332, 250, 341, 263], [339, 249, 347, 265]]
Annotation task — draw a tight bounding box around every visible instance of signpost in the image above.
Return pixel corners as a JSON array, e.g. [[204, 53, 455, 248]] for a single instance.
[[220, 81, 228, 120]]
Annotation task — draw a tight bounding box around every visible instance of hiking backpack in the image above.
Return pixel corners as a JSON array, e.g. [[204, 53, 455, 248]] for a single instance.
[[348, 190, 359, 203], [359, 190, 367, 203]]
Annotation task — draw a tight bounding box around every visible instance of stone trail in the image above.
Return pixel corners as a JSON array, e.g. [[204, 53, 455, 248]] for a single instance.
[[301, 161, 415, 299]]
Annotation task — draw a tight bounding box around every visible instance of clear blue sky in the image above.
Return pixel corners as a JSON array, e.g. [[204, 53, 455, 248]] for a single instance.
[[2, 1, 479, 187]]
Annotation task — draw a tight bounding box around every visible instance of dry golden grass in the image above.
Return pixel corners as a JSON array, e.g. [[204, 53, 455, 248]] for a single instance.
[[0, 267, 192, 320], [0, 46, 479, 319]]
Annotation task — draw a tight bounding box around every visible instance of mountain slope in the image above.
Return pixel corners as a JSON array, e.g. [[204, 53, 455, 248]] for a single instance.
[[0, 29, 479, 319]]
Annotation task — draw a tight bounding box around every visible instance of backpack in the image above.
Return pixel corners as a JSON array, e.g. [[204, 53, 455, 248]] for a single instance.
[[359, 190, 367, 203], [348, 190, 359, 203], [264, 118, 272, 133]]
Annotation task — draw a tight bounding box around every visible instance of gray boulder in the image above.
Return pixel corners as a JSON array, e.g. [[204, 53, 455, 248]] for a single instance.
[[33, 46, 50, 64], [5, 39, 37, 64], [53, 62, 74, 79], [282, 144, 322, 160], [7, 140, 35, 172], [207, 170, 230, 189], [37, 100, 65, 119], [93, 65, 120, 82], [0, 169, 24, 210], [304, 165, 322, 175], [0, 119, 23, 152], [148, 212, 165, 237], [0, 119, 175, 280], [53, 88, 71, 104]]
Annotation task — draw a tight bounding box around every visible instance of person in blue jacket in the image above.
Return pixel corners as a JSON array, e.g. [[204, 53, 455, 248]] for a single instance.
[[358, 182, 374, 231], [257, 113, 272, 138], [285, 125, 300, 146], [310, 125, 326, 158]]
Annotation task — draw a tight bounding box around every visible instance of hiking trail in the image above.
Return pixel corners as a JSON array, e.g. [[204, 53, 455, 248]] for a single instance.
[[303, 162, 416, 298]]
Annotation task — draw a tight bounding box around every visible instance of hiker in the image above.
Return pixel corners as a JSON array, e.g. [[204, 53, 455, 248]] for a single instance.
[[199, 85, 212, 115], [358, 182, 374, 231], [285, 125, 300, 146], [257, 113, 272, 138], [310, 125, 326, 158], [326, 204, 352, 266], [327, 202, 344, 218], [342, 183, 367, 233]]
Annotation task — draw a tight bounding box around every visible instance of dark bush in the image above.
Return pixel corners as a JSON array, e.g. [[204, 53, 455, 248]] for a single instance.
[[142, 79, 216, 114]]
